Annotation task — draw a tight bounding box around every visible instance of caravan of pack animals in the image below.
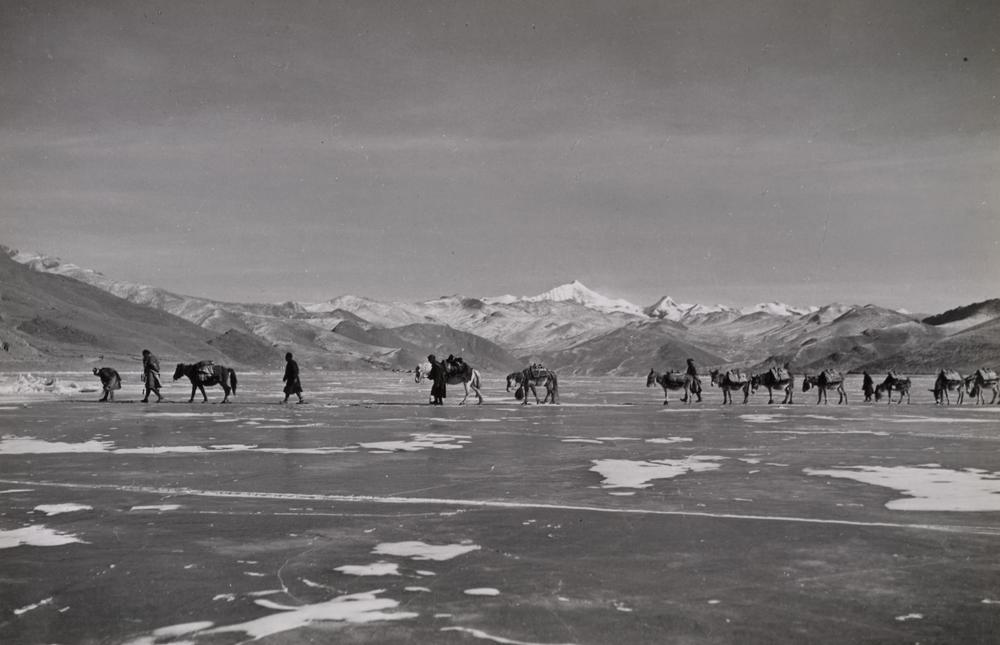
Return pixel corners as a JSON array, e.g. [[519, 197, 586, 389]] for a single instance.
[[91, 350, 1000, 407]]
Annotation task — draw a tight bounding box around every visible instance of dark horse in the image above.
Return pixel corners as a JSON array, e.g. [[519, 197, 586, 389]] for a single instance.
[[874, 372, 911, 404], [802, 370, 846, 404], [516, 365, 559, 405], [505, 371, 524, 392], [964, 368, 999, 405], [173, 362, 238, 403], [646, 369, 700, 405], [708, 368, 751, 405], [932, 369, 964, 406], [750, 366, 794, 404]]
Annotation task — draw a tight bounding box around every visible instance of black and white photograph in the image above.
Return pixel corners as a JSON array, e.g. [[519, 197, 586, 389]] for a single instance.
[[1, 1, 998, 643]]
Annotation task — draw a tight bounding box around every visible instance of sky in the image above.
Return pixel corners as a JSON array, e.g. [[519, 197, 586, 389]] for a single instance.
[[1, 0, 997, 313]]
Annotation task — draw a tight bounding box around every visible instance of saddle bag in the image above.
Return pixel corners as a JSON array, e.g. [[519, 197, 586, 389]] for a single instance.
[[726, 370, 748, 385], [978, 368, 998, 382], [941, 370, 961, 383]]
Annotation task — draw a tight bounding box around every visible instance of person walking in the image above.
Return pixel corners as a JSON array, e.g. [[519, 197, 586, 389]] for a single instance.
[[283, 352, 304, 403], [141, 349, 163, 402], [427, 354, 447, 405], [93, 367, 121, 402], [862, 371, 874, 402], [686, 358, 703, 402]]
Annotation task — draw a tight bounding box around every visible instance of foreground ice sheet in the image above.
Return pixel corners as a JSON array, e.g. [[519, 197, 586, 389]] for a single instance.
[[804, 465, 1000, 511], [590, 456, 726, 489]]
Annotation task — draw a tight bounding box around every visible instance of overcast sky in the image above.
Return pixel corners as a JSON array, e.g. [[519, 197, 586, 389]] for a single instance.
[[2, 0, 997, 313]]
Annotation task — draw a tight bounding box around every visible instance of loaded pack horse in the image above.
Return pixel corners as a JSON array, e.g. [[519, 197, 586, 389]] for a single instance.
[[802, 369, 847, 405], [932, 369, 964, 405], [965, 368, 999, 405], [646, 368, 701, 405], [708, 368, 751, 405], [875, 372, 911, 404], [417, 362, 483, 405], [515, 365, 559, 405], [173, 361, 238, 403], [750, 366, 794, 404]]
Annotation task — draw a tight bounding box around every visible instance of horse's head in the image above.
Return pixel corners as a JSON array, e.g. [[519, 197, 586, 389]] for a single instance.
[[801, 376, 813, 392], [646, 369, 657, 388], [506, 372, 517, 391], [749, 374, 761, 391], [874, 384, 885, 401], [173, 363, 185, 380]]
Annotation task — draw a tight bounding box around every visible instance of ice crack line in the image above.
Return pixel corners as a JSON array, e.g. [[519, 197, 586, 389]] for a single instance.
[[2, 478, 998, 536]]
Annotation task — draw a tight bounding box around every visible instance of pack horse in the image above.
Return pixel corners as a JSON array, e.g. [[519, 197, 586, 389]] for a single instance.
[[515, 365, 559, 405], [173, 361, 238, 403]]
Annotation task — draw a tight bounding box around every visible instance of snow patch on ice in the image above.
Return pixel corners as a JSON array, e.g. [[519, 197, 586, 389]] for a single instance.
[[359, 433, 470, 452], [0, 525, 85, 549], [33, 503, 92, 515], [373, 540, 480, 561], [591, 456, 726, 489], [13, 596, 53, 616], [805, 465, 1000, 511], [200, 590, 416, 638], [335, 562, 401, 576], [464, 587, 500, 596]]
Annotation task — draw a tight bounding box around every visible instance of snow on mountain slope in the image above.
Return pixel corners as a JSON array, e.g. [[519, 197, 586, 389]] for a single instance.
[[488, 280, 645, 316]]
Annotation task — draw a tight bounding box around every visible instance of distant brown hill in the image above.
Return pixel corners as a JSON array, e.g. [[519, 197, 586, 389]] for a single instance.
[[0, 253, 250, 369], [859, 317, 1000, 374], [533, 320, 725, 375]]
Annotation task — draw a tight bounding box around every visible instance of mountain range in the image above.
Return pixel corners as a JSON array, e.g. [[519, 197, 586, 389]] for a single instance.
[[3, 245, 999, 376]]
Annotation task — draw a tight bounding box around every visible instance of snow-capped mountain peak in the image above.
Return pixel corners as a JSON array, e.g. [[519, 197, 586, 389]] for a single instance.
[[645, 296, 692, 321], [488, 280, 644, 315]]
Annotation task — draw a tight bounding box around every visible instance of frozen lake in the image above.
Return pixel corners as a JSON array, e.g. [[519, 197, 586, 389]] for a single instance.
[[1, 371, 999, 644]]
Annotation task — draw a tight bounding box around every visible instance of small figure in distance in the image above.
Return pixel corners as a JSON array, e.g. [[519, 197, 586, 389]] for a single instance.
[[283, 352, 304, 404], [93, 366, 121, 402], [862, 370, 874, 403], [428, 354, 447, 405], [141, 349, 163, 402]]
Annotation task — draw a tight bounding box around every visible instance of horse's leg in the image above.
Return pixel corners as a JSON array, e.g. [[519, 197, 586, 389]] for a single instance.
[[662, 386, 669, 406], [189, 383, 196, 403], [458, 382, 470, 406], [742, 384, 750, 405], [199, 384, 208, 403], [222, 384, 230, 404]]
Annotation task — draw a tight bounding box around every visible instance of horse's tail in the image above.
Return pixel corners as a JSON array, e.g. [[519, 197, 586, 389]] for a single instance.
[[550, 373, 559, 397], [229, 368, 238, 394]]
